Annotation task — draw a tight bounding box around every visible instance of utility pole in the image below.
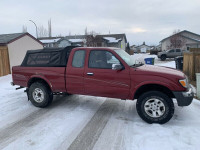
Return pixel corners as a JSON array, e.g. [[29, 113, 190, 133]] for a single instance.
[[29, 20, 38, 38]]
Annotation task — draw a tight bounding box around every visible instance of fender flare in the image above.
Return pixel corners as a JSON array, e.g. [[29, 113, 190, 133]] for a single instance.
[[130, 80, 176, 99], [27, 75, 53, 91]]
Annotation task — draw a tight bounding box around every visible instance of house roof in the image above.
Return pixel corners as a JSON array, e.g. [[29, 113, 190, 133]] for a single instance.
[[40, 38, 61, 44], [181, 35, 200, 42], [0, 32, 43, 46], [68, 39, 84, 43], [38, 33, 127, 44], [160, 30, 200, 43], [39, 37, 84, 44], [103, 37, 122, 43], [97, 34, 127, 43], [0, 33, 24, 44]]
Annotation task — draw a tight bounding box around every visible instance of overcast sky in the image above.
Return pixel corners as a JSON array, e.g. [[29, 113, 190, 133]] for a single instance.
[[0, 0, 200, 45]]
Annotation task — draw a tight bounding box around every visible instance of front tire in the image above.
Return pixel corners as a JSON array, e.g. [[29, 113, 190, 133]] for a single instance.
[[136, 91, 174, 124], [161, 55, 166, 61], [28, 82, 53, 108]]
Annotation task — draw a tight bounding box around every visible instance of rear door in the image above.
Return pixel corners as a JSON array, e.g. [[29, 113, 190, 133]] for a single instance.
[[84, 49, 131, 99], [66, 49, 86, 94]]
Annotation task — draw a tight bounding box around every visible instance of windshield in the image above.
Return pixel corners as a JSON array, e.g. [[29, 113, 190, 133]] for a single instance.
[[114, 49, 136, 66]]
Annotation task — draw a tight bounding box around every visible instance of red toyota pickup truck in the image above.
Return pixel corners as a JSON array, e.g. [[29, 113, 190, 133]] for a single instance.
[[12, 46, 193, 124]]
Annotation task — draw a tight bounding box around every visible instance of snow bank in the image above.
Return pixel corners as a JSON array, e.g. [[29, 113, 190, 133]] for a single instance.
[[131, 53, 176, 68]]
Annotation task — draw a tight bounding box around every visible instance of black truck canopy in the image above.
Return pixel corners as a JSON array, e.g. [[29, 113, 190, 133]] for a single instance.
[[21, 46, 78, 67]]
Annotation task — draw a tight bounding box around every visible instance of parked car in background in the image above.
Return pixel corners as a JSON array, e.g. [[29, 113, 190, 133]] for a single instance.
[[158, 49, 186, 61]]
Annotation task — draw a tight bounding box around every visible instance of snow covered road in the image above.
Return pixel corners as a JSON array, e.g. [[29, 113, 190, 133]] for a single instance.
[[1, 63, 200, 150]]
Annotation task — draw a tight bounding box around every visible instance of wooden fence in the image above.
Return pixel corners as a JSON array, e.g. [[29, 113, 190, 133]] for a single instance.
[[183, 50, 200, 81], [190, 48, 200, 53], [0, 46, 10, 77]]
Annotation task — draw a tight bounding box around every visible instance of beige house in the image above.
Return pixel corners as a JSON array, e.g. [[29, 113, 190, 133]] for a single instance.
[[0, 32, 43, 76], [160, 30, 200, 51], [131, 42, 151, 53]]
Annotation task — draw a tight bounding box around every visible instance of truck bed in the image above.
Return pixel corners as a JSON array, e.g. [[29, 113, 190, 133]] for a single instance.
[[12, 66, 66, 92]]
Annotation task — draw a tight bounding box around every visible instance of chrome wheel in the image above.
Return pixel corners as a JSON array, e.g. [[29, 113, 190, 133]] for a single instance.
[[144, 98, 165, 118], [32, 88, 44, 103]]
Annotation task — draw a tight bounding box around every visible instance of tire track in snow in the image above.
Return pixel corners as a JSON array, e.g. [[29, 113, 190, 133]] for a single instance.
[[93, 100, 137, 150], [66, 99, 120, 150], [0, 95, 79, 149]]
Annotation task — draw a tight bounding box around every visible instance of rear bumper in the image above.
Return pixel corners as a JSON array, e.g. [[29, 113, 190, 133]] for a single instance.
[[173, 88, 194, 106]]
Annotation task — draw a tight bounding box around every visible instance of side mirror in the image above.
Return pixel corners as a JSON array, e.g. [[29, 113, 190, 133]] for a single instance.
[[112, 64, 123, 70]]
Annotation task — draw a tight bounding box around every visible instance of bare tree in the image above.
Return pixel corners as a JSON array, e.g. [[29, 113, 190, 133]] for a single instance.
[[85, 30, 102, 47], [38, 25, 48, 37], [126, 42, 131, 54], [22, 25, 27, 33], [48, 19, 52, 37], [56, 34, 63, 37], [168, 30, 186, 49], [85, 27, 87, 35]]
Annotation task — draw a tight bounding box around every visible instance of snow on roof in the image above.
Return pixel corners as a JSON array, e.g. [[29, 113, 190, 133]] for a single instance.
[[103, 37, 121, 43], [40, 38, 61, 44], [68, 39, 83, 43]]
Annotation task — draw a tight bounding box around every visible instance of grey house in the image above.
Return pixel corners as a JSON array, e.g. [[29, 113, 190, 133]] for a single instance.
[[160, 30, 200, 51], [98, 34, 127, 50], [38, 33, 127, 50]]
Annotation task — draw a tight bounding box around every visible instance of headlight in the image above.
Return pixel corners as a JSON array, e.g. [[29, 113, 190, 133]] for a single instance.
[[179, 79, 188, 88]]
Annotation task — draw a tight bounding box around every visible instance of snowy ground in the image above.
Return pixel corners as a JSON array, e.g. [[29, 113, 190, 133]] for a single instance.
[[0, 56, 200, 150], [131, 53, 176, 68]]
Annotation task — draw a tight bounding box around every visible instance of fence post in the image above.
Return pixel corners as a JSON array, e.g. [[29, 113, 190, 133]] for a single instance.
[[196, 73, 200, 99]]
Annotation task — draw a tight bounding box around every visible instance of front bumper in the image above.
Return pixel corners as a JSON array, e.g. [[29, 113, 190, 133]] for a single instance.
[[173, 88, 194, 106]]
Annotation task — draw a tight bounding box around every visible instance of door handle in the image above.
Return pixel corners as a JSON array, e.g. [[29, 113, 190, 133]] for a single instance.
[[87, 72, 94, 76]]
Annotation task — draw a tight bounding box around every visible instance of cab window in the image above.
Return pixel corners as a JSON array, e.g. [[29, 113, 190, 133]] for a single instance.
[[72, 50, 85, 68], [88, 50, 120, 69]]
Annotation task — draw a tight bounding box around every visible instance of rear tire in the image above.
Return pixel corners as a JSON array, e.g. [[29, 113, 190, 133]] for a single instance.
[[161, 55, 166, 61], [28, 82, 53, 108], [136, 91, 174, 124]]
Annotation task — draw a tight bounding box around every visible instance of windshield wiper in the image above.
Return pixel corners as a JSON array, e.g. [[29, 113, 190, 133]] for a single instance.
[[130, 63, 144, 67]]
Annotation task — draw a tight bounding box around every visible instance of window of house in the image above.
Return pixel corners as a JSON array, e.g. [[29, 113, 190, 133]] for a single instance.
[[89, 50, 120, 69], [72, 50, 86, 68]]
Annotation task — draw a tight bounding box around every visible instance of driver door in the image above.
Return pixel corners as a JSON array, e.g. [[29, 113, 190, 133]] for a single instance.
[[84, 50, 131, 99]]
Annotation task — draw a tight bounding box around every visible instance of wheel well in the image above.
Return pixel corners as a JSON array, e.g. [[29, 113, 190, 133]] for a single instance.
[[134, 84, 175, 99], [28, 78, 52, 92], [161, 54, 166, 57]]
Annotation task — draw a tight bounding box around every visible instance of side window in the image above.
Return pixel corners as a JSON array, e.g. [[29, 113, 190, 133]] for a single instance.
[[72, 50, 85, 68], [89, 50, 120, 69], [176, 49, 181, 52], [169, 50, 174, 53]]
